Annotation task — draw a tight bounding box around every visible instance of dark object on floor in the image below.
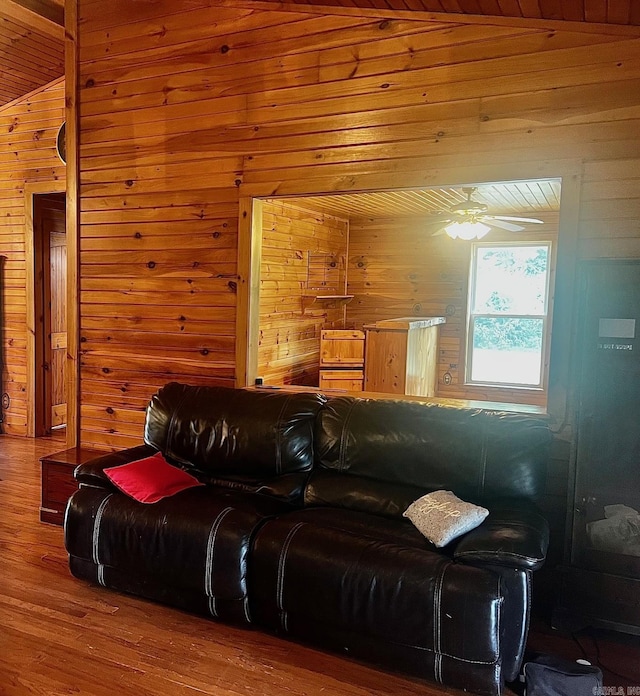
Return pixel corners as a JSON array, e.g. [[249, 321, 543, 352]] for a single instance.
[[523, 653, 602, 695]]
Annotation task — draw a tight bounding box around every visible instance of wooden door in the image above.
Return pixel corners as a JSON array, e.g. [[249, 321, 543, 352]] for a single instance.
[[36, 193, 66, 431], [48, 227, 67, 428]]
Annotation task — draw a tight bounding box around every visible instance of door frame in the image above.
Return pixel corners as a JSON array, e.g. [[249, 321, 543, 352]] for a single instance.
[[24, 179, 77, 441]]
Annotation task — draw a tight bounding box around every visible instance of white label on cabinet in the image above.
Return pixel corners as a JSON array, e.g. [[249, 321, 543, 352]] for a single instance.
[[598, 318, 636, 339]]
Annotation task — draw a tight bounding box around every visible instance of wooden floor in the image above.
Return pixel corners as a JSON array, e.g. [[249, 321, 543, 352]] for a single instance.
[[1, 434, 639, 696]]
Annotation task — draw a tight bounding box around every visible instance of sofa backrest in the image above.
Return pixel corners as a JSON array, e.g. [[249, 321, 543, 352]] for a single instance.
[[306, 396, 551, 517], [144, 383, 325, 479]]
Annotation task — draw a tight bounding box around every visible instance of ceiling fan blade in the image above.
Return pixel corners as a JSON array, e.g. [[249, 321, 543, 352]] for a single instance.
[[492, 215, 544, 224], [424, 216, 452, 235], [487, 218, 525, 232]]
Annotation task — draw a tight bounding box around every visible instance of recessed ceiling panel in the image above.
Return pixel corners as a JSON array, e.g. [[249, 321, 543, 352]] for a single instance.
[[280, 180, 561, 219]]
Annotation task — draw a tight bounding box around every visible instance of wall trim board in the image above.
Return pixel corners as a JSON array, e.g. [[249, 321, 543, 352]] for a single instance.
[[236, 196, 263, 388], [237, 162, 582, 419], [64, 0, 79, 448], [547, 170, 583, 438], [24, 179, 66, 438]]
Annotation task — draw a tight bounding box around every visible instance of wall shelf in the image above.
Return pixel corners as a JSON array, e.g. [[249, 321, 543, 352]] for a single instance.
[[302, 294, 354, 311]]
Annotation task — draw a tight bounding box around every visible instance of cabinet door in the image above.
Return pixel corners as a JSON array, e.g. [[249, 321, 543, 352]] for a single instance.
[[319, 370, 363, 391], [320, 330, 365, 367], [572, 260, 640, 578], [364, 329, 407, 394]]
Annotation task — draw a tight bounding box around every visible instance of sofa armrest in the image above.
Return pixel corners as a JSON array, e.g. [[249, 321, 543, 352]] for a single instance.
[[74, 444, 157, 489], [453, 501, 549, 571]]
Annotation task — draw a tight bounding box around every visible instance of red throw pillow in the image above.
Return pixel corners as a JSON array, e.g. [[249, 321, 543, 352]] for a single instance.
[[104, 452, 203, 504]]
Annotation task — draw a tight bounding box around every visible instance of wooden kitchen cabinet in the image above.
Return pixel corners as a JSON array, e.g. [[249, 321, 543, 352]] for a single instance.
[[319, 329, 365, 391], [319, 369, 365, 391], [320, 329, 365, 367], [364, 317, 445, 397]]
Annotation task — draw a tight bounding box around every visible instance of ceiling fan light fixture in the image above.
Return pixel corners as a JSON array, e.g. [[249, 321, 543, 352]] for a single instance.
[[444, 220, 490, 240]]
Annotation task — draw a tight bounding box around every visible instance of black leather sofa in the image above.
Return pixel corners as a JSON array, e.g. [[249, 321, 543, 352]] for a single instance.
[[64, 383, 551, 696]]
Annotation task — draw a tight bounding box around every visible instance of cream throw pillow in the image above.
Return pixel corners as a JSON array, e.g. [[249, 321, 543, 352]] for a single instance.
[[403, 490, 489, 547]]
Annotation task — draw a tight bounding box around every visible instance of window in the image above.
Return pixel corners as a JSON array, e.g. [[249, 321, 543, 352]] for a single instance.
[[466, 243, 551, 388]]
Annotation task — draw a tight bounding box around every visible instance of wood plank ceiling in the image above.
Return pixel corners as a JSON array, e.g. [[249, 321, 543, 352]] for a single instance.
[[281, 180, 561, 219], [0, 0, 64, 108]]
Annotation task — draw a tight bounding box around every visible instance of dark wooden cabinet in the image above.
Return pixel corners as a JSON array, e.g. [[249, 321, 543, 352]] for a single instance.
[[557, 260, 640, 634], [40, 447, 102, 525]]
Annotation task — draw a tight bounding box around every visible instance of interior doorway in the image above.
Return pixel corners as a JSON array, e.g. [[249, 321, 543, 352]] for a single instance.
[[241, 180, 562, 407], [29, 190, 67, 436]]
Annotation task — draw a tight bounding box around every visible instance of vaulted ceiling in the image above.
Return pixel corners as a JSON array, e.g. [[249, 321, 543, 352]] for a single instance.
[[1, 0, 639, 111], [0, 0, 64, 109]]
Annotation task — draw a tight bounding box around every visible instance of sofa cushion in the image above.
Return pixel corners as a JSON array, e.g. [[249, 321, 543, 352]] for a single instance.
[[144, 383, 325, 480], [65, 484, 290, 624], [304, 468, 425, 518], [250, 508, 504, 695], [311, 396, 551, 515]]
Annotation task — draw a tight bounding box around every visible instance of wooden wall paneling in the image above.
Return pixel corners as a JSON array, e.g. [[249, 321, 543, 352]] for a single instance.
[[0, 76, 65, 437], [75, 1, 640, 457], [242, 38, 634, 124], [241, 159, 584, 201], [80, 5, 274, 51], [75, 5, 255, 449], [76, 21, 509, 117], [258, 200, 349, 386], [79, 13, 394, 67]]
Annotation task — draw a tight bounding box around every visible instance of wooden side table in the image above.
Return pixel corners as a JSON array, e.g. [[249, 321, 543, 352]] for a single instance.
[[40, 447, 103, 525]]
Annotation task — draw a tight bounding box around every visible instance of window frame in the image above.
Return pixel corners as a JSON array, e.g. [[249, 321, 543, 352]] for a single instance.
[[465, 240, 554, 391]]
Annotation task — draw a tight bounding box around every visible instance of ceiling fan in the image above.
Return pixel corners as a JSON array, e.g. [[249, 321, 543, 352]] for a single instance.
[[429, 187, 545, 239]]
